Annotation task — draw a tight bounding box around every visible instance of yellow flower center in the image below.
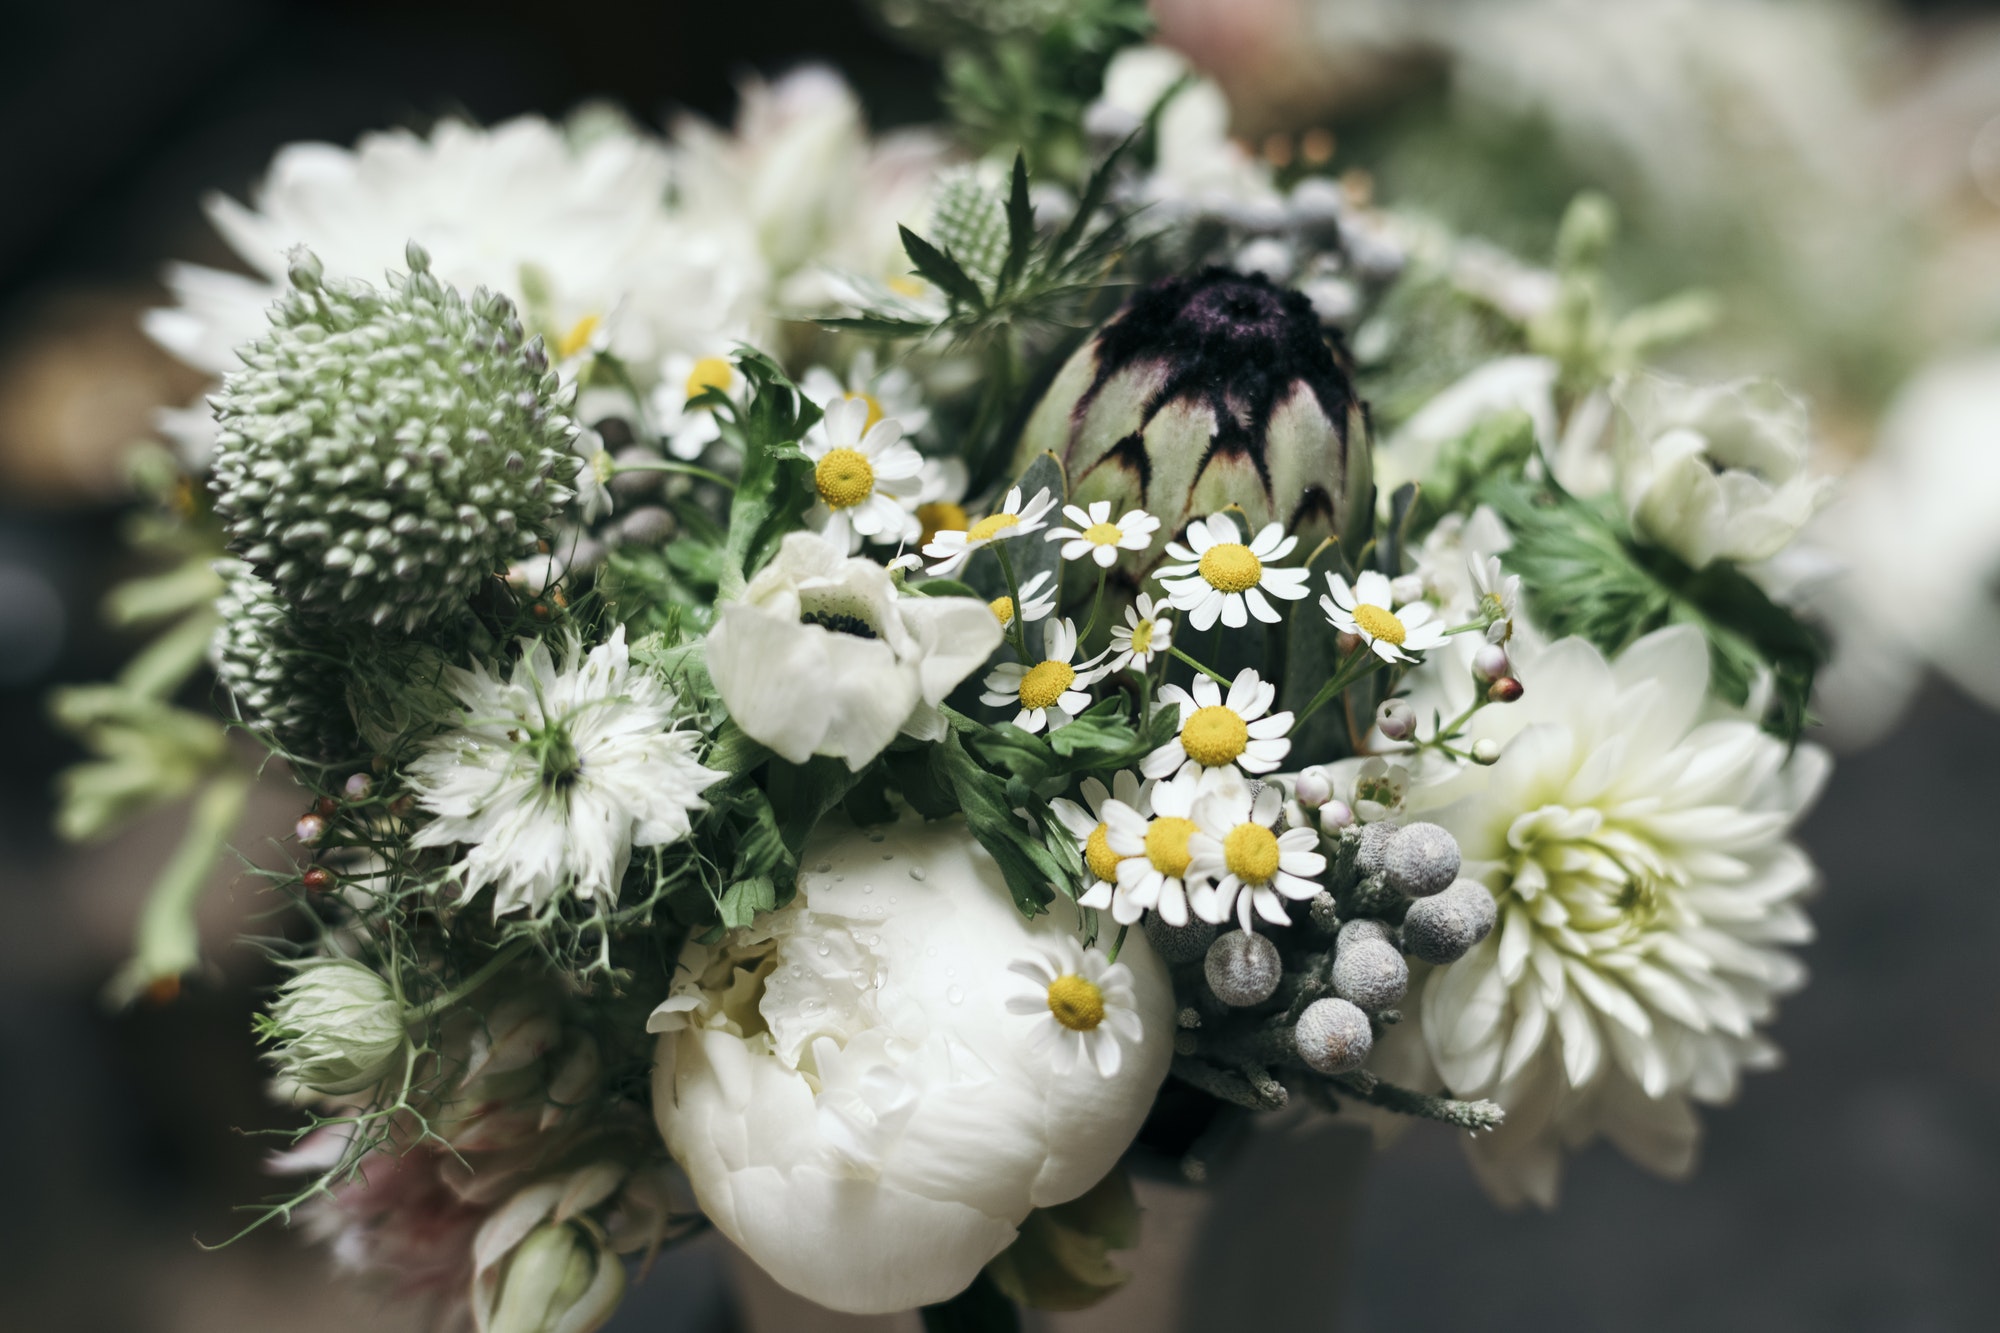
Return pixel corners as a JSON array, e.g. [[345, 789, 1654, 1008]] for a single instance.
[[1181, 705, 1249, 767], [919, 501, 969, 546], [1083, 521, 1124, 547], [1046, 974, 1106, 1031], [1198, 542, 1262, 593], [845, 391, 886, 431], [888, 274, 928, 298], [1223, 822, 1281, 884], [684, 355, 735, 403], [1019, 660, 1076, 712], [968, 512, 1021, 543], [555, 314, 602, 361], [1144, 816, 1198, 877], [989, 596, 1016, 625], [1353, 604, 1406, 645], [814, 447, 875, 509], [1084, 822, 1122, 883], [1128, 620, 1155, 654]]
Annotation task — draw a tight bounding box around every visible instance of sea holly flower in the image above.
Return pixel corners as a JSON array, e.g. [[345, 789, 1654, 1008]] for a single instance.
[[1321, 570, 1451, 663], [1143, 668, 1293, 782], [1186, 779, 1326, 930], [801, 396, 924, 551], [1106, 593, 1173, 673], [922, 485, 1057, 576], [1046, 501, 1161, 569], [1155, 513, 1312, 630], [1052, 772, 1150, 924], [1006, 939, 1146, 1078], [980, 618, 1109, 734]]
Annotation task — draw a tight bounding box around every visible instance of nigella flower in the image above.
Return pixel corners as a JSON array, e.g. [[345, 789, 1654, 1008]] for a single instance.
[[1154, 513, 1312, 630], [407, 626, 724, 917]]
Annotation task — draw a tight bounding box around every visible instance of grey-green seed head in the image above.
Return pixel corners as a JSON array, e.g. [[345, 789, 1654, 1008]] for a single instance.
[[1332, 935, 1408, 1011], [1294, 997, 1372, 1075], [1204, 929, 1283, 1007], [1355, 819, 1400, 877], [1385, 821, 1461, 898], [1402, 878, 1499, 965], [208, 243, 578, 632], [1144, 912, 1219, 965]]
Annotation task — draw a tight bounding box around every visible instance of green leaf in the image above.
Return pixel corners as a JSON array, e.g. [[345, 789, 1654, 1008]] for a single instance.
[[884, 745, 961, 820], [901, 225, 988, 312], [938, 729, 1060, 917], [104, 557, 224, 627], [1049, 135, 1131, 266], [765, 755, 865, 857], [815, 315, 942, 337], [716, 875, 777, 930], [105, 772, 251, 1006], [997, 153, 1035, 296]]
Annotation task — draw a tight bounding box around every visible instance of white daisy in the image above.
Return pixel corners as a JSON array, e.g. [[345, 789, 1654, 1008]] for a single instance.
[[406, 626, 724, 918], [802, 396, 924, 552], [1107, 593, 1173, 674], [1052, 772, 1151, 923], [1321, 570, 1452, 663], [1005, 938, 1145, 1078], [1469, 552, 1521, 644], [800, 348, 931, 440], [980, 618, 1108, 734], [1154, 513, 1312, 630], [988, 570, 1057, 630], [1142, 668, 1293, 782], [653, 348, 750, 461], [1045, 501, 1161, 569], [912, 456, 971, 549], [1102, 770, 1207, 927], [922, 485, 1057, 576], [1186, 779, 1327, 930]]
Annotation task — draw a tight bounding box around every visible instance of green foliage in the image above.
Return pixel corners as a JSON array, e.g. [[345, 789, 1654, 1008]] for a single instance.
[[719, 348, 821, 594], [985, 1166, 1140, 1311]]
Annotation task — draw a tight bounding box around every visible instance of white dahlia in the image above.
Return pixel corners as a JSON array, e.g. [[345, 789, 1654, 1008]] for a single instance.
[[1414, 625, 1827, 1206]]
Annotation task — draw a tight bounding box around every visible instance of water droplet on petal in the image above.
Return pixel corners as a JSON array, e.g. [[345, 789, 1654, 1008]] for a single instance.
[[907, 866, 926, 881], [946, 986, 964, 1005], [817, 944, 831, 957]]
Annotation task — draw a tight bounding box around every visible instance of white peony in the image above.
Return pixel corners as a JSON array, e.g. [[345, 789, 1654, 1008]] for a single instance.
[[1412, 626, 1827, 1206], [704, 533, 1000, 770], [1607, 373, 1832, 570], [649, 811, 1173, 1313]]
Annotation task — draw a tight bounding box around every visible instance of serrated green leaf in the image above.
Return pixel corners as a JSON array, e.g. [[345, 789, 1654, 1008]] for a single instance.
[[997, 154, 1035, 296], [901, 225, 988, 311]]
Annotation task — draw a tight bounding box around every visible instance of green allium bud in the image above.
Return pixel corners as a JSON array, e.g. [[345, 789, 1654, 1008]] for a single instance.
[[930, 167, 1009, 290], [1014, 268, 1368, 562], [208, 243, 579, 632], [264, 957, 407, 1095], [211, 559, 352, 758]]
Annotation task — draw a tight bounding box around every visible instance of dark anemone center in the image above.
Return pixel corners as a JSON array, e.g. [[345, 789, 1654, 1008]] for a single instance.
[[801, 610, 879, 639]]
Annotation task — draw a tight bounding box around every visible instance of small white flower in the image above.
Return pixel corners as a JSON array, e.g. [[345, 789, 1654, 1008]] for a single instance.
[[653, 349, 749, 461], [911, 456, 972, 549], [1005, 938, 1145, 1078], [1321, 570, 1451, 663], [1186, 779, 1326, 930], [1046, 501, 1160, 569], [1053, 772, 1151, 923], [980, 618, 1109, 734], [1142, 668, 1293, 781], [1102, 770, 1207, 927], [800, 349, 931, 439], [1107, 593, 1173, 673], [923, 485, 1057, 576], [1154, 514, 1312, 630], [988, 570, 1057, 630], [1469, 552, 1521, 644], [802, 396, 924, 552], [407, 627, 724, 917]]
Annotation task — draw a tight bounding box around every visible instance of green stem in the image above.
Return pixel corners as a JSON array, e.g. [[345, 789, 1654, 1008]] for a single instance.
[[608, 458, 739, 491], [1077, 565, 1109, 643], [1169, 645, 1231, 686], [993, 542, 1033, 662], [1292, 649, 1387, 730], [408, 940, 531, 1021]]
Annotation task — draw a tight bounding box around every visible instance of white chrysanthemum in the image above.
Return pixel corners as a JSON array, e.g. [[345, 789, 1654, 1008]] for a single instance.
[[1107, 593, 1173, 674], [652, 348, 749, 461], [800, 349, 932, 441], [1186, 777, 1327, 930], [1101, 770, 1208, 927], [1155, 514, 1312, 631], [1046, 502, 1161, 569], [980, 618, 1109, 734], [1414, 626, 1827, 1206], [1322, 570, 1452, 663], [923, 486, 1058, 576], [1143, 668, 1293, 781], [1005, 939, 1146, 1078], [407, 627, 724, 917], [988, 570, 1057, 630], [802, 397, 924, 551], [1053, 772, 1150, 923]]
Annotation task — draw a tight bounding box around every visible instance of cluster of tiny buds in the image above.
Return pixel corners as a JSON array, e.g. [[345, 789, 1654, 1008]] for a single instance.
[[1290, 765, 1354, 836], [1474, 643, 1525, 703]]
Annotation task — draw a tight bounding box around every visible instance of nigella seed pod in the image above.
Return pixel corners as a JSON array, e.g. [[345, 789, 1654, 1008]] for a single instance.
[[1014, 269, 1370, 566], [1204, 930, 1283, 1007]]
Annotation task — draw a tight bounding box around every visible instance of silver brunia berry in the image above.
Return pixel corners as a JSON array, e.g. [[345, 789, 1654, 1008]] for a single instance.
[[208, 243, 579, 632]]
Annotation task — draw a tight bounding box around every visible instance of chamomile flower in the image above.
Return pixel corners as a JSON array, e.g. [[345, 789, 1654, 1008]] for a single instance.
[[1102, 770, 1208, 927], [1005, 938, 1144, 1077], [1046, 501, 1160, 569], [1470, 552, 1520, 644], [988, 570, 1057, 629], [981, 618, 1108, 734], [1052, 771, 1151, 924], [1142, 668, 1293, 781], [1321, 570, 1451, 663], [653, 348, 749, 460], [912, 457, 971, 548], [922, 485, 1056, 576], [800, 349, 931, 439], [802, 396, 923, 552], [1154, 514, 1312, 630], [1186, 779, 1326, 930], [1107, 593, 1173, 673]]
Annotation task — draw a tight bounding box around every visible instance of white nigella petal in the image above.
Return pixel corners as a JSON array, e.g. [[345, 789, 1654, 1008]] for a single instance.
[[1107, 593, 1173, 674], [705, 532, 1001, 770], [1004, 938, 1146, 1077], [923, 485, 1057, 576], [1186, 778, 1327, 930], [1053, 771, 1151, 923], [1321, 569, 1452, 663], [1142, 667, 1293, 782], [1045, 501, 1161, 569], [1154, 513, 1312, 631], [980, 618, 1110, 734], [1414, 626, 1827, 1208], [802, 396, 925, 552], [406, 626, 724, 918], [1102, 769, 1210, 927]]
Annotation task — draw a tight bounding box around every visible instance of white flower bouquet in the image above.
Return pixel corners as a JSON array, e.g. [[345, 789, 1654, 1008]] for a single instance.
[[59, 5, 1842, 1328]]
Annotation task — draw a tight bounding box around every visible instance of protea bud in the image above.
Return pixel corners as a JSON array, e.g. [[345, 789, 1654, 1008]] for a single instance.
[[263, 958, 406, 1095], [1014, 269, 1368, 565], [482, 1221, 625, 1333]]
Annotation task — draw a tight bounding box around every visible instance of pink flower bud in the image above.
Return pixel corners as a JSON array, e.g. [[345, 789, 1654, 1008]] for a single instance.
[[1473, 643, 1510, 683], [1376, 698, 1417, 741]]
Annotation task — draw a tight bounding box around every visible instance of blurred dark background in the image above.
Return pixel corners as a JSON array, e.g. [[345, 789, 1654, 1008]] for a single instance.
[[1, 2, 1995, 1330]]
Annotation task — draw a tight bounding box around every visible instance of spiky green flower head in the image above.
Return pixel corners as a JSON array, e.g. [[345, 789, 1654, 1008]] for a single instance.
[[208, 243, 580, 633], [263, 957, 407, 1096], [211, 559, 354, 759], [1014, 268, 1370, 567]]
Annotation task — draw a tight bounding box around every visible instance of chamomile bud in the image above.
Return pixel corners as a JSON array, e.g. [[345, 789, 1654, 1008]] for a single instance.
[[1204, 930, 1283, 1007], [1384, 822, 1460, 898], [1144, 914, 1219, 966], [1293, 766, 1333, 810], [1472, 738, 1502, 765], [1376, 698, 1416, 741], [1332, 936, 1408, 1011], [264, 958, 406, 1095], [1401, 879, 1499, 965], [1294, 997, 1372, 1074], [1473, 642, 1510, 683]]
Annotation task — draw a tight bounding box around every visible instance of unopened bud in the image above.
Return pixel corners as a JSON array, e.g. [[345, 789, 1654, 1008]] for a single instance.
[[301, 866, 334, 892], [1145, 914, 1219, 965], [1487, 676, 1524, 704], [1355, 820, 1399, 876], [1294, 766, 1333, 809], [1332, 936, 1408, 1011], [342, 773, 373, 801], [1319, 799, 1354, 833], [1389, 574, 1424, 604], [1472, 738, 1501, 765], [486, 1222, 625, 1333], [1402, 879, 1499, 965], [1376, 698, 1417, 741], [265, 958, 406, 1095], [295, 813, 326, 844], [1384, 822, 1461, 898], [1473, 643, 1510, 683]]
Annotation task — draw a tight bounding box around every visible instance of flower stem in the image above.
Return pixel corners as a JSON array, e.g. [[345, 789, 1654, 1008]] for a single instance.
[[607, 458, 739, 491], [408, 940, 530, 1021], [993, 542, 1032, 661], [1292, 649, 1387, 730], [1077, 566, 1109, 643], [1169, 645, 1231, 686]]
